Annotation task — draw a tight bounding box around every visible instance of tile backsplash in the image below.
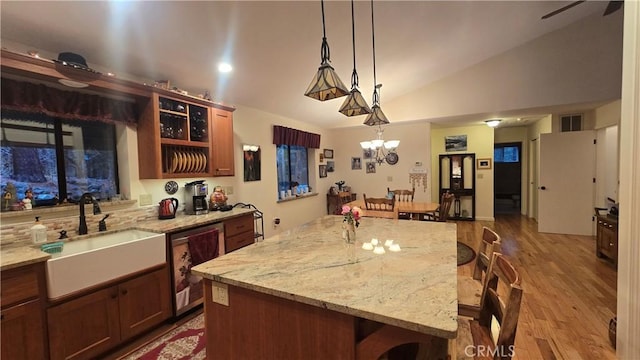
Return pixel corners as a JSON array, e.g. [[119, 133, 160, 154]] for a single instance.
[[0, 202, 157, 248]]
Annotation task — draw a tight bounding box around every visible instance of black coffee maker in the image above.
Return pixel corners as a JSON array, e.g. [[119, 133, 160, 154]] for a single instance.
[[184, 180, 209, 215]]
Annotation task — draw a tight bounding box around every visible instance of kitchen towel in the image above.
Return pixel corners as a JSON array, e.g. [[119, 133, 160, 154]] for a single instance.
[[188, 229, 219, 266]]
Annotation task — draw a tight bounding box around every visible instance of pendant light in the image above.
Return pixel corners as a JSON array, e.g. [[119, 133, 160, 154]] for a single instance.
[[304, 0, 349, 101], [363, 0, 389, 126], [339, 0, 371, 117]]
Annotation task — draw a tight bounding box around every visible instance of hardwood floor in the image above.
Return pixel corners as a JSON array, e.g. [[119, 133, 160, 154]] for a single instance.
[[456, 214, 617, 360]]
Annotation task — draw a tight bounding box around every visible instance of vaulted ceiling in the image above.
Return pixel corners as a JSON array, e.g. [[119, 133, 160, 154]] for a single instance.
[[0, 1, 623, 129]]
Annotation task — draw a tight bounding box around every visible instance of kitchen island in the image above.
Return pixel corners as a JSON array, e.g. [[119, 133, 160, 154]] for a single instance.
[[191, 215, 458, 359]]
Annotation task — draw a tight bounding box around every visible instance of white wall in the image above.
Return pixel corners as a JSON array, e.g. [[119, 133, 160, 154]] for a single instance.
[[382, 11, 623, 124], [329, 122, 433, 203], [121, 104, 337, 239], [431, 124, 495, 221]]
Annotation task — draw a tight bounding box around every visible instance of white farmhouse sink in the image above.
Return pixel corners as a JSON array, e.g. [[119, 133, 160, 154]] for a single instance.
[[46, 229, 166, 300]]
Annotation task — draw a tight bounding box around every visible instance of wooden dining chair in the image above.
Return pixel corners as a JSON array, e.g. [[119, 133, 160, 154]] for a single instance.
[[452, 253, 523, 360], [423, 191, 454, 222], [458, 226, 502, 318], [362, 194, 397, 219], [387, 187, 415, 220]]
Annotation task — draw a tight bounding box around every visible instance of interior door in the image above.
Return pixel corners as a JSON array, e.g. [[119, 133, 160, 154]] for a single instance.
[[538, 131, 595, 235]]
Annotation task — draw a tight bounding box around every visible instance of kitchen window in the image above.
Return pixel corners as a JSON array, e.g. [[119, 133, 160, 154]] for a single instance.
[[0, 114, 119, 206], [276, 145, 309, 196]]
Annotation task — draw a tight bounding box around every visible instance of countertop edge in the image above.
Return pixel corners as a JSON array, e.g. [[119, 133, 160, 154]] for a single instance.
[[1, 208, 255, 270]]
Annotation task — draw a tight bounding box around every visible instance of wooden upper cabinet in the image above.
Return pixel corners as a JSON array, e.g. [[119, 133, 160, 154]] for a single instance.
[[211, 108, 235, 176], [137, 92, 235, 179]]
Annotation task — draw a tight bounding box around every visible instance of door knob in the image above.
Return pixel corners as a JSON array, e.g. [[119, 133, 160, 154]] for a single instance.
[[539, 186, 546, 190]]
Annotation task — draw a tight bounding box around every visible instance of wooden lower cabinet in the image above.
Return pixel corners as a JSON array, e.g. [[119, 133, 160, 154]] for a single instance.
[[119, 266, 171, 339], [1, 262, 47, 360], [1, 299, 46, 360], [596, 215, 618, 265], [47, 266, 171, 360], [224, 214, 255, 253]]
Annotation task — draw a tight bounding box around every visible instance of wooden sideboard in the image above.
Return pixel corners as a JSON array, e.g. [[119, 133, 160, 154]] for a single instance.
[[326, 193, 356, 215], [596, 214, 618, 266]]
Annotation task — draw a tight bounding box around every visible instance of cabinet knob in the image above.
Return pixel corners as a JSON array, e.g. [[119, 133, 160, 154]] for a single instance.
[[609, 243, 614, 247], [121, 289, 128, 295]]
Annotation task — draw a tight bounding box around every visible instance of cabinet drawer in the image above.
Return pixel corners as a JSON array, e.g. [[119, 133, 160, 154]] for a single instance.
[[1, 265, 40, 308], [225, 214, 254, 238], [226, 232, 254, 253]]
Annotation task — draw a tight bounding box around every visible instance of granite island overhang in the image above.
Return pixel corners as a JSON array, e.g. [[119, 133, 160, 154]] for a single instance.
[[191, 215, 458, 359]]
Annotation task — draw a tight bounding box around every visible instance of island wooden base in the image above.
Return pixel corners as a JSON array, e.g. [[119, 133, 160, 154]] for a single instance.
[[203, 280, 448, 359]]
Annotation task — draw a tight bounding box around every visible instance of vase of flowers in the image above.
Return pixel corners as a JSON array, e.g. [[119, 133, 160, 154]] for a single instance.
[[341, 205, 361, 245]]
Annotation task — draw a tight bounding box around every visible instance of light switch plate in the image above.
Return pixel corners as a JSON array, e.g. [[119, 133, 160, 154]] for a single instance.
[[211, 281, 229, 306]]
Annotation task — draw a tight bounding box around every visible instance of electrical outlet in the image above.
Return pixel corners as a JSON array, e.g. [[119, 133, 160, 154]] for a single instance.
[[139, 193, 152, 206], [226, 186, 234, 195], [211, 282, 229, 306]]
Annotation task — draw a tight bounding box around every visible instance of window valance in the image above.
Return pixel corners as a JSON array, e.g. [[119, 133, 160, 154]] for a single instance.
[[272, 125, 321, 148], [1, 78, 138, 126]]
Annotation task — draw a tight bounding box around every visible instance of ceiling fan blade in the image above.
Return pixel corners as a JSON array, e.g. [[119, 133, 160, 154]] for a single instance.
[[603, 0, 623, 16], [541, 0, 586, 20]]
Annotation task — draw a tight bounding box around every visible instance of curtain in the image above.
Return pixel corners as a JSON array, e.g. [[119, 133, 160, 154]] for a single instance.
[[1, 78, 138, 126], [272, 125, 321, 148]]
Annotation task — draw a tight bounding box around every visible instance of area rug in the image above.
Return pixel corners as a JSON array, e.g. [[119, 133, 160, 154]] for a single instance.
[[122, 314, 205, 360], [457, 241, 476, 266]]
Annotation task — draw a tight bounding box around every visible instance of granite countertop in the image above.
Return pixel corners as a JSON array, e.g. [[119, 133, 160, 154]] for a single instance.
[[0, 207, 254, 271], [191, 215, 458, 338]]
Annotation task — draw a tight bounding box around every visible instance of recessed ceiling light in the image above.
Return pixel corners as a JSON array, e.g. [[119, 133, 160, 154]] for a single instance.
[[218, 63, 232, 73]]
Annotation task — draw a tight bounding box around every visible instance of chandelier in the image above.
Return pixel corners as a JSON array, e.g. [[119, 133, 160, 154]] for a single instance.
[[360, 127, 400, 165]]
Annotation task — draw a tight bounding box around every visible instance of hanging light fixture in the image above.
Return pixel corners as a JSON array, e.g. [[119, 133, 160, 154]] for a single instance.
[[339, 0, 371, 117], [360, 126, 400, 165], [304, 0, 349, 101], [363, 0, 389, 126]]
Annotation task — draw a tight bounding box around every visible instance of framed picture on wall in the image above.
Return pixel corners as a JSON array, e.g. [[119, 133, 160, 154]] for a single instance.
[[326, 161, 335, 172], [323, 149, 334, 159], [319, 165, 327, 178], [366, 162, 376, 174], [363, 148, 373, 159], [319, 153, 324, 163], [477, 158, 492, 170], [445, 135, 467, 152], [243, 145, 261, 181], [351, 157, 362, 170]]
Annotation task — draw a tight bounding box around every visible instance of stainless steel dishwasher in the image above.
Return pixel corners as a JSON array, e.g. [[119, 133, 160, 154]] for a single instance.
[[168, 222, 224, 317]]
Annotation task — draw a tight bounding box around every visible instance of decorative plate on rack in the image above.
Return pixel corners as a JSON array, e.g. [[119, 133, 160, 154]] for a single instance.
[[164, 180, 178, 194]]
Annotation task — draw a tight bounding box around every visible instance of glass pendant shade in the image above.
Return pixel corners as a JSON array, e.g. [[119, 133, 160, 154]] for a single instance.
[[339, 0, 371, 116], [363, 104, 389, 126], [304, 0, 349, 101], [305, 62, 349, 101], [339, 88, 371, 116]]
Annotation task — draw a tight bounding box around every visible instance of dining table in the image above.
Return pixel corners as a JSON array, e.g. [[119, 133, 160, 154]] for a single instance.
[[345, 199, 440, 220], [191, 215, 458, 359]]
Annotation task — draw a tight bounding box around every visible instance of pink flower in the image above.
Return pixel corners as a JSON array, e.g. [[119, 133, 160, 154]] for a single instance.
[[342, 205, 361, 227]]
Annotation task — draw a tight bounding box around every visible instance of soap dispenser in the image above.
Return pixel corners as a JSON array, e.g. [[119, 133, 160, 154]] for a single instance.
[[31, 216, 47, 244]]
